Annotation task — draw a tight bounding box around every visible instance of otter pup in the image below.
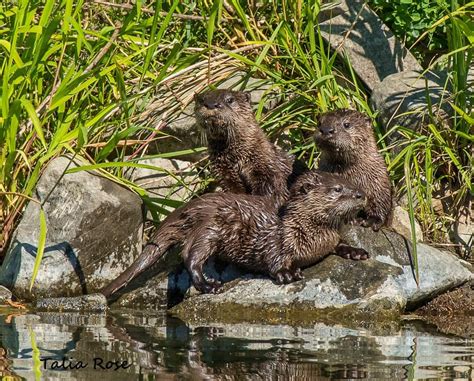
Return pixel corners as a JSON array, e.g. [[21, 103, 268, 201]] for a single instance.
[[101, 172, 366, 296], [314, 109, 392, 232], [194, 89, 301, 209]]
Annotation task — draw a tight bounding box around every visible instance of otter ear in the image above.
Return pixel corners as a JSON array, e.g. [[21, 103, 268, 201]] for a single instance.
[[298, 181, 313, 195], [243, 91, 252, 103]]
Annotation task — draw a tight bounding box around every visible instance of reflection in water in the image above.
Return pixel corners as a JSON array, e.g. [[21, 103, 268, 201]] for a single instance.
[[0, 311, 471, 380]]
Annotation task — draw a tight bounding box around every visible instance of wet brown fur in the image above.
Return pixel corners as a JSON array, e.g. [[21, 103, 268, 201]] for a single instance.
[[101, 171, 366, 296], [194, 89, 298, 209], [314, 109, 392, 231]]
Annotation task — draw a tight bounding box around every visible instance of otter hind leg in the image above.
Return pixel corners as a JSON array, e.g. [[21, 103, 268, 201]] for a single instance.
[[183, 234, 222, 294], [335, 243, 370, 260]]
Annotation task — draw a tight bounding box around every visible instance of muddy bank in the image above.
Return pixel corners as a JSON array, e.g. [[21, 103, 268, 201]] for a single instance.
[[408, 281, 474, 338]]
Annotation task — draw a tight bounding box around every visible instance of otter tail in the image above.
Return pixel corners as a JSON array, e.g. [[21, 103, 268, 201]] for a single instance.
[[101, 220, 182, 298]]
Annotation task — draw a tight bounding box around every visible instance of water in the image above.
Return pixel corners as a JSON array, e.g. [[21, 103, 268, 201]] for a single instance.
[[0, 311, 472, 380]]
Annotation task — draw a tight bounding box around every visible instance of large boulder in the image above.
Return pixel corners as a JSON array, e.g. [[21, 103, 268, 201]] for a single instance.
[[340, 226, 472, 309], [109, 256, 237, 311], [111, 226, 472, 323], [124, 157, 200, 219], [390, 206, 424, 242], [0, 156, 144, 300], [370, 70, 451, 133], [319, 0, 421, 91]]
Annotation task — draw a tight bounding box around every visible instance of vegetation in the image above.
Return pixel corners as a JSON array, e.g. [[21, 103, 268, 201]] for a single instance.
[[379, 0, 473, 255], [368, 0, 451, 63], [0, 0, 472, 281], [0, 0, 369, 257]]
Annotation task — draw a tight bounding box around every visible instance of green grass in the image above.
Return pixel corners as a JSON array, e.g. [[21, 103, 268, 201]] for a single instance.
[[0, 1, 472, 288], [385, 0, 473, 255], [368, 0, 452, 64], [0, 1, 370, 254]]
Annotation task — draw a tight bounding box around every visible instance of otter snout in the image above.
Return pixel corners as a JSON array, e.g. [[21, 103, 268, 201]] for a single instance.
[[318, 124, 335, 136], [194, 93, 222, 110], [314, 124, 334, 145], [203, 99, 222, 110]]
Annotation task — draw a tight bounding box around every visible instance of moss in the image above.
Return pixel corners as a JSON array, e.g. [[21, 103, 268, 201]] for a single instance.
[[169, 298, 402, 328]]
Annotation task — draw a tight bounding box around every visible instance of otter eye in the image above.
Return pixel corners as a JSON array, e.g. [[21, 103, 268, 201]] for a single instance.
[[343, 122, 351, 129], [224, 96, 234, 104], [334, 185, 343, 193]]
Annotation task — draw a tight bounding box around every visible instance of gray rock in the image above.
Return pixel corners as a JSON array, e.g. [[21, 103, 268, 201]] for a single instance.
[[168, 227, 472, 324], [390, 205, 424, 242], [110, 268, 185, 311], [319, 0, 421, 90], [370, 70, 451, 133], [125, 158, 200, 218], [449, 203, 473, 257], [0, 285, 12, 303], [138, 72, 278, 161], [0, 156, 144, 300], [109, 256, 243, 311], [170, 257, 405, 325], [341, 226, 473, 308], [36, 293, 107, 312]]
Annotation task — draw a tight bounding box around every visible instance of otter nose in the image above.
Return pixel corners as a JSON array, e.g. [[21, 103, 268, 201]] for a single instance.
[[203, 99, 222, 110], [319, 125, 335, 135]]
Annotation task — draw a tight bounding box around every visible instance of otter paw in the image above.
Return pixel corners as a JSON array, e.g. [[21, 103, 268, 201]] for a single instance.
[[209, 283, 223, 294], [207, 279, 222, 288], [292, 268, 304, 281], [207, 279, 223, 294], [371, 221, 383, 232], [363, 215, 383, 231], [274, 272, 284, 284], [274, 270, 297, 285], [195, 282, 222, 294], [335, 245, 370, 260]]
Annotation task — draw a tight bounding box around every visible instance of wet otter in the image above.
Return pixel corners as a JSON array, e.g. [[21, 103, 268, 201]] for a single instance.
[[101, 172, 366, 296], [314, 109, 392, 232], [194, 89, 301, 209]]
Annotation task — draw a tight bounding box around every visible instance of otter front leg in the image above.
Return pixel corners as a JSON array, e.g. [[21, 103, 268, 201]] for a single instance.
[[359, 215, 384, 232], [355, 209, 385, 232], [273, 270, 294, 284], [273, 267, 303, 284], [292, 267, 304, 281], [335, 243, 369, 260]]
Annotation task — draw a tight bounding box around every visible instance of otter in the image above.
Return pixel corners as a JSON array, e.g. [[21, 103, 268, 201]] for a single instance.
[[314, 109, 392, 232], [101, 172, 367, 297], [194, 89, 303, 209]]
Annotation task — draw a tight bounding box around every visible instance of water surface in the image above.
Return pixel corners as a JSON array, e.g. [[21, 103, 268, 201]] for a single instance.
[[0, 311, 472, 380]]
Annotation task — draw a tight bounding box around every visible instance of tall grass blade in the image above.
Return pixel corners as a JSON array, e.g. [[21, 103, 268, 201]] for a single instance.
[[404, 147, 419, 287], [29, 207, 47, 291]]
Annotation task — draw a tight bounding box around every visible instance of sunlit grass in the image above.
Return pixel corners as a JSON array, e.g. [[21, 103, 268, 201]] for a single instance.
[[0, 0, 472, 287], [386, 1, 473, 255]]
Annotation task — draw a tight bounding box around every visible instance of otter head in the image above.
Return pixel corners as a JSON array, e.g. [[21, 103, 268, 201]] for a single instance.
[[314, 109, 374, 161], [286, 172, 367, 228], [194, 89, 254, 142]]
